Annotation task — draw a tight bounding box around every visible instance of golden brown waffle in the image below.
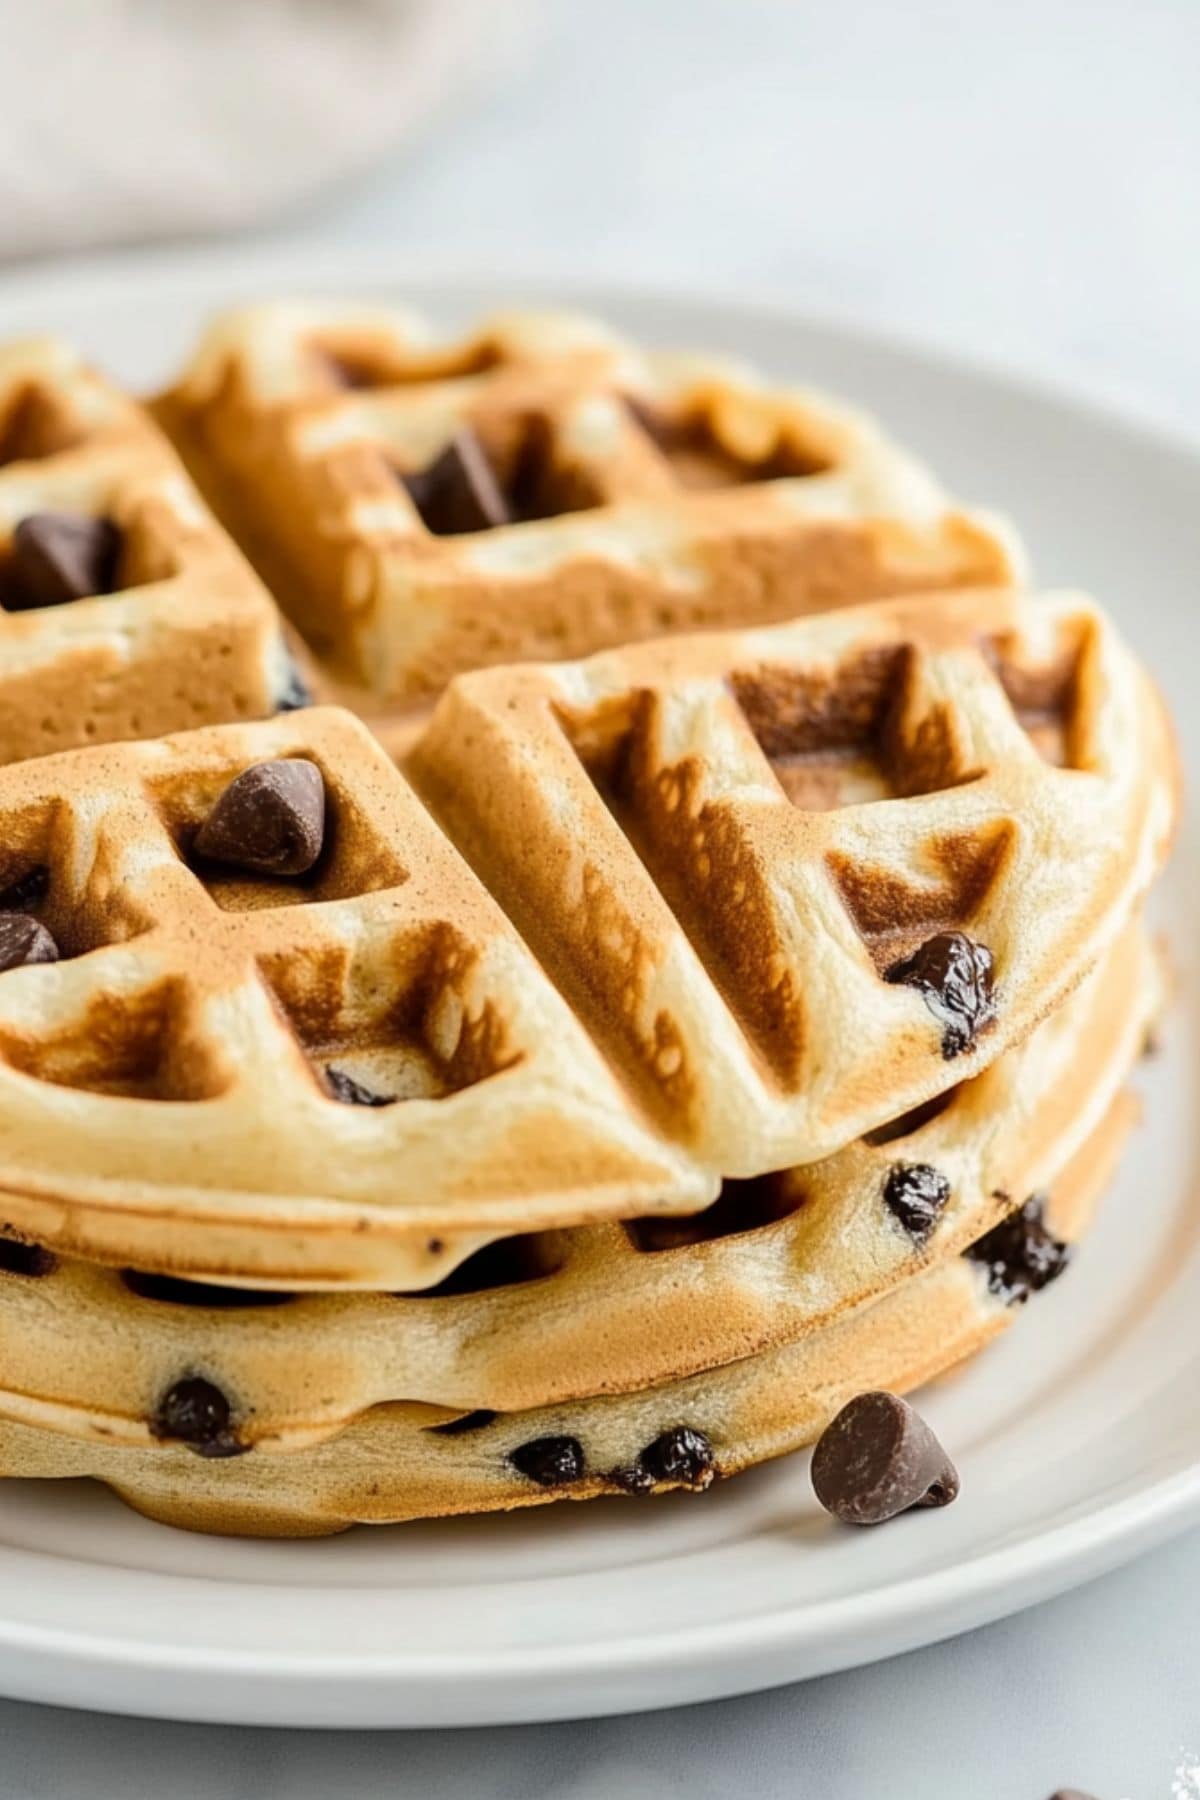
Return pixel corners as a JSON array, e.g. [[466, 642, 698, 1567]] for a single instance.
[[0, 706, 710, 1287], [0, 1083, 1132, 1536], [0, 923, 1152, 1453], [156, 302, 1021, 704], [410, 587, 1175, 1171], [0, 338, 299, 764]]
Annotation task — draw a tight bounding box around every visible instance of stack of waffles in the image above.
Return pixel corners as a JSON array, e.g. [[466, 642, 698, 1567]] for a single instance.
[[0, 307, 1176, 1535]]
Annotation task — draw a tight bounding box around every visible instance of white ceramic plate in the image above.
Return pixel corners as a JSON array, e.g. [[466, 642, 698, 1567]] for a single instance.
[[0, 252, 1195, 1729]]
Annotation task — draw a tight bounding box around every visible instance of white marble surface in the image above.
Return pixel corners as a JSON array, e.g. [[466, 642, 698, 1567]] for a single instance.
[[3, 2, 1200, 1793]]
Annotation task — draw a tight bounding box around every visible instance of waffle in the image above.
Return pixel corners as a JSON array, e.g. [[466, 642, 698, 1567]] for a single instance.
[[0, 705, 711, 1288], [156, 301, 1021, 705], [0, 922, 1152, 1455], [0, 1080, 1133, 1536], [0, 338, 298, 765], [409, 587, 1175, 1172]]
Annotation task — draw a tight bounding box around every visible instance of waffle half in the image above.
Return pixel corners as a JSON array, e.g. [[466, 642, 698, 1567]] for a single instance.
[[410, 586, 1175, 1170], [156, 302, 1021, 704]]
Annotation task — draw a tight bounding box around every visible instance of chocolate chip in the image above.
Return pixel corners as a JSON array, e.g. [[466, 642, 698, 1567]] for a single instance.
[[0, 1235, 56, 1278], [885, 930, 996, 1059], [0, 911, 58, 972], [403, 429, 511, 535], [967, 1195, 1070, 1305], [428, 1409, 498, 1437], [324, 1066, 396, 1107], [812, 1391, 959, 1526], [151, 1376, 245, 1458], [638, 1426, 716, 1490], [1047, 1790, 1101, 1800], [0, 865, 49, 911], [609, 1462, 657, 1495], [6, 513, 121, 610], [883, 1162, 951, 1243], [193, 759, 325, 877], [274, 657, 313, 712], [508, 1434, 585, 1487]]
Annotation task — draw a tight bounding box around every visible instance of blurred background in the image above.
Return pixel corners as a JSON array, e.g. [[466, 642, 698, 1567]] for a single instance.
[[3, 0, 1199, 423]]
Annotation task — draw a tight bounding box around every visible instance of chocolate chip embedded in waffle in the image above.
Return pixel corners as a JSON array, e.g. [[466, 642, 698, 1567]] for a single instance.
[[0, 1082, 1130, 1536], [155, 301, 1021, 703], [0, 337, 297, 765], [0, 705, 710, 1287], [0, 928, 1153, 1451], [409, 586, 1176, 1172]]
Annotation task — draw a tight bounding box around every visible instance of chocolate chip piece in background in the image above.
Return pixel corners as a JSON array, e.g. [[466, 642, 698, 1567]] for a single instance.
[[324, 1066, 397, 1108], [882, 1162, 951, 1243], [0, 911, 58, 972], [5, 512, 122, 610], [967, 1195, 1070, 1305], [811, 1390, 959, 1525], [1047, 1790, 1102, 1799], [403, 429, 511, 535], [508, 1434, 585, 1488], [0, 1234, 57, 1278], [193, 759, 326, 877], [151, 1375, 246, 1459], [885, 930, 996, 1059]]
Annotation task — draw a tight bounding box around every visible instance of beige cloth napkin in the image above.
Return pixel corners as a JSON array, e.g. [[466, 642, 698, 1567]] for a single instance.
[[0, 0, 524, 260]]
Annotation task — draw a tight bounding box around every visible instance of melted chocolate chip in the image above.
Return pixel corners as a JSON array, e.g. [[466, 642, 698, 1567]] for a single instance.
[[967, 1195, 1070, 1305], [882, 1162, 951, 1243], [508, 1434, 585, 1487], [885, 930, 996, 1059], [6, 513, 122, 609], [324, 1066, 397, 1108], [404, 429, 511, 536], [638, 1426, 716, 1489], [428, 1409, 498, 1437], [811, 1390, 959, 1525], [609, 1462, 657, 1495], [151, 1376, 246, 1458], [193, 759, 326, 877], [0, 1235, 56, 1278], [0, 911, 58, 972]]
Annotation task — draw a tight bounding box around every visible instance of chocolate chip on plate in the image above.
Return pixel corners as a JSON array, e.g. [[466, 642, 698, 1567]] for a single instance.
[[883, 1162, 951, 1243], [0, 911, 58, 972], [324, 1066, 397, 1108], [1047, 1790, 1102, 1799], [966, 1195, 1070, 1305], [639, 1425, 716, 1489], [7, 512, 122, 610], [811, 1390, 959, 1525], [508, 1434, 585, 1487], [885, 930, 996, 1059], [403, 428, 511, 535], [193, 759, 326, 877]]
